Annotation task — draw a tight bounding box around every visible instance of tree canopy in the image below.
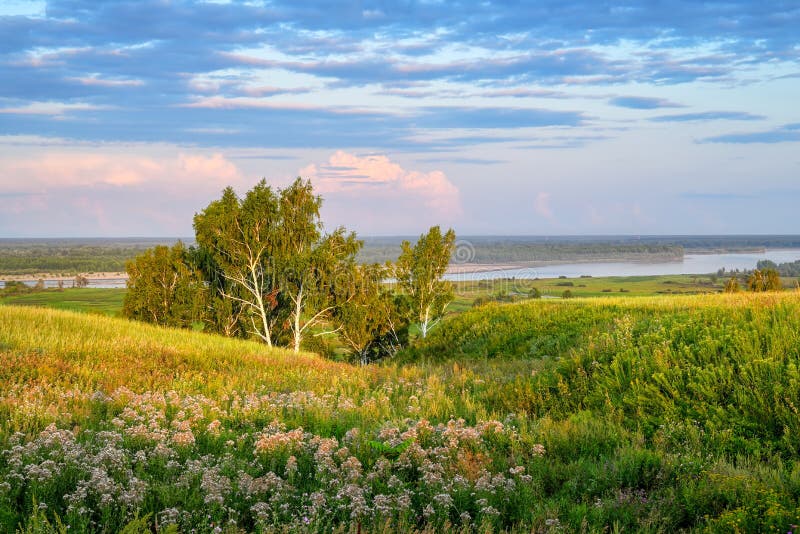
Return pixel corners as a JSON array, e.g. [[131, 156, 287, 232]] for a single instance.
[[123, 178, 455, 361], [122, 242, 204, 327], [396, 226, 456, 338]]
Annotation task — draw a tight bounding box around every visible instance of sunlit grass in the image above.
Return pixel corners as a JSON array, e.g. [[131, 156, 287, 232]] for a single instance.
[[3, 292, 800, 532]]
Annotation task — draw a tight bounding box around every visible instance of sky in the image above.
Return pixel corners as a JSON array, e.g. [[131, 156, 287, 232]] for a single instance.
[[0, 1, 799, 237]]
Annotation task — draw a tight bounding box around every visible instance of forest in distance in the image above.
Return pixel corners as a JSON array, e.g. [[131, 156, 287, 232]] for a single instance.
[[3, 235, 800, 276]]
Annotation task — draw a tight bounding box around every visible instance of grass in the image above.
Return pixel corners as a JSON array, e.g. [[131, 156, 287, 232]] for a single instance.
[[4, 274, 797, 320], [0, 288, 126, 316], [0, 274, 747, 320], [3, 292, 800, 532]]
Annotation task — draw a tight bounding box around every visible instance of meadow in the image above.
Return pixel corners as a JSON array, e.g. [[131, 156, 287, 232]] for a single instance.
[[0, 289, 125, 317], [3, 291, 800, 532], [0, 274, 753, 319]]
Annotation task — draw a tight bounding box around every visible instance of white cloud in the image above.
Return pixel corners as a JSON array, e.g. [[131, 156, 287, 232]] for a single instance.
[[0, 101, 109, 116]]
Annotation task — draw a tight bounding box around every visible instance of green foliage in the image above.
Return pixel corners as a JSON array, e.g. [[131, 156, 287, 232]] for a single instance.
[[0, 281, 36, 297], [561, 289, 573, 299], [529, 287, 541, 299], [5, 294, 800, 532], [0, 240, 159, 276], [358, 238, 684, 264], [333, 263, 408, 364], [747, 268, 782, 292], [193, 178, 362, 351], [194, 181, 283, 345], [396, 226, 456, 338], [724, 276, 741, 293], [761, 258, 800, 277], [121, 242, 204, 328]]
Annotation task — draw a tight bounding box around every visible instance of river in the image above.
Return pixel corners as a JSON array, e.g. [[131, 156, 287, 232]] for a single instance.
[[443, 248, 800, 281], [3, 249, 800, 289]]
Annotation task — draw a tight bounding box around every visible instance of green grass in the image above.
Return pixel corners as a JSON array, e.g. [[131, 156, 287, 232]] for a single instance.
[[4, 275, 797, 322], [4, 293, 800, 532], [0, 288, 126, 316]]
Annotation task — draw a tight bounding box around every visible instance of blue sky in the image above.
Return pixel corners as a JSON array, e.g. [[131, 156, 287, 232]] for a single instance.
[[1, 0, 798, 236]]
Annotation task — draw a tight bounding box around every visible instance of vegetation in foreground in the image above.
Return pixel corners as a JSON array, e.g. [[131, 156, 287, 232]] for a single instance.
[[3, 292, 800, 532]]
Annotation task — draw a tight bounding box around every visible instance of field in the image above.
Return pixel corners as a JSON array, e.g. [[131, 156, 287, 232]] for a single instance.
[[0, 288, 126, 316], [447, 274, 730, 313], [0, 274, 759, 320], [3, 292, 800, 532]]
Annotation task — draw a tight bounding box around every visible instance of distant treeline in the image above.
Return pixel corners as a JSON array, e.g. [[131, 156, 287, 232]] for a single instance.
[[0, 239, 181, 275], [757, 259, 800, 277], [358, 241, 684, 264], [4, 235, 800, 275]]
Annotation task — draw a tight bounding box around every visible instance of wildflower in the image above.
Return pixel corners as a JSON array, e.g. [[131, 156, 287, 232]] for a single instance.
[[254, 427, 304, 454], [285, 455, 298, 478], [509, 465, 525, 476], [433, 493, 454, 509], [207, 419, 222, 437], [171, 430, 195, 448]]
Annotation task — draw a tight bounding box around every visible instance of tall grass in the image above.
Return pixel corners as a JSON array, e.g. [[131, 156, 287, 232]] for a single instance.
[[2, 294, 800, 532]]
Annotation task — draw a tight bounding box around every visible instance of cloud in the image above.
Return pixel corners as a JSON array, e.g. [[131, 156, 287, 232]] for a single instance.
[[417, 107, 585, 129], [0, 149, 248, 236], [0, 0, 796, 156], [680, 192, 755, 200], [0, 101, 109, 116], [418, 157, 504, 165], [649, 111, 765, 122], [68, 76, 144, 88], [299, 151, 461, 220], [534, 192, 555, 221], [609, 96, 683, 109], [700, 124, 800, 144], [0, 152, 243, 193]]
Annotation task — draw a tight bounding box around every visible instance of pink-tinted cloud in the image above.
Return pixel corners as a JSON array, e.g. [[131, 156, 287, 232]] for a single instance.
[[299, 150, 462, 219], [1, 152, 243, 193], [534, 191, 555, 221], [0, 151, 247, 235]]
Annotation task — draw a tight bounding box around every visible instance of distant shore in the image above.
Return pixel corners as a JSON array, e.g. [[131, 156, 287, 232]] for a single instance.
[[1, 272, 127, 282], [0, 247, 789, 281], [1, 257, 681, 281], [445, 256, 686, 275]]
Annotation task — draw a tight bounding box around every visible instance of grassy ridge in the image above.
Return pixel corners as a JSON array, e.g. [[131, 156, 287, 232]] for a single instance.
[[3, 295, 800, 531]]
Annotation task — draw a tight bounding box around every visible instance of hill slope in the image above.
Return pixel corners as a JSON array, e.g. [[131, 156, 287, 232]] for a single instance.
[[3, 295, 800, 532]]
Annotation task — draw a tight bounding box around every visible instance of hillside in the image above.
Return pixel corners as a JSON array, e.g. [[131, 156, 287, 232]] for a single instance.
[[3, 294, 800, 532]]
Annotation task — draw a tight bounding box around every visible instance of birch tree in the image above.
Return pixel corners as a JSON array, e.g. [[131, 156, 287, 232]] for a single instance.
[[274, 179, 361, 352], [333, 262, 408, 364], [122, 242, 204, 327], [396, 226, 456, 338], [193, 182, 282, 346], [194, 178, 361, 351]]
